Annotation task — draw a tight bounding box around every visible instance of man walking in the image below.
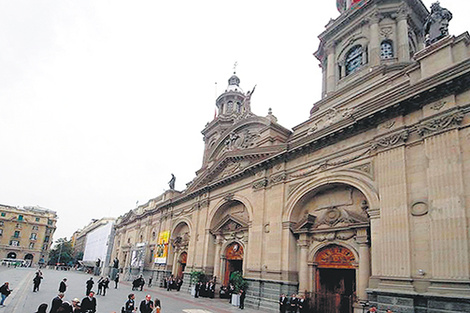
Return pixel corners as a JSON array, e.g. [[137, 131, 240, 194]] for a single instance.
[[33, 271, 43, 292], [139, 294, 153, 313], [58, 278, 67, 293], [81, 291, 97, 313], [49, 293, 64, 313], [85, 277, 94, 296], [0, 282, 12, 306]]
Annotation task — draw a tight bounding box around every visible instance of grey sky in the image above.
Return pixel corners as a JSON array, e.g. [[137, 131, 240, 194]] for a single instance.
[[0, 0, 467, 241]]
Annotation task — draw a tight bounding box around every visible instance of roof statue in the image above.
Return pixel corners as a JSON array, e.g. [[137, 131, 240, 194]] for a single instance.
[[168, 173, 176, 190], [424, 2, 453, 46]]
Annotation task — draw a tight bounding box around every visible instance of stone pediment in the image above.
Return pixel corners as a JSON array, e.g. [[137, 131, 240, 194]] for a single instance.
[[187, 146, 283, 192], [212, 214, 249, 235], [294, 214, 317, 232]]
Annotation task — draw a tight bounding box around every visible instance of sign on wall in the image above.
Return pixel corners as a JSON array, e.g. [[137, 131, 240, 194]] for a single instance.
[[154, 231, 170, 264], [130, 243, 146, 268]]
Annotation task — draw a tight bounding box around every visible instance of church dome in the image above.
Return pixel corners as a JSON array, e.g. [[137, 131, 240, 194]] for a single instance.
[[226, 73, 243, 92]]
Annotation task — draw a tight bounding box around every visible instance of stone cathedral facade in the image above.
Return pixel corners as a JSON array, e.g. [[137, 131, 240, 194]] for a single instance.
[[111, 0, 470, 312]]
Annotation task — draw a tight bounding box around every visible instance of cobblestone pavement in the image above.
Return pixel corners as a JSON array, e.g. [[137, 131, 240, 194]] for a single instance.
[[0, 267, 265, 313]]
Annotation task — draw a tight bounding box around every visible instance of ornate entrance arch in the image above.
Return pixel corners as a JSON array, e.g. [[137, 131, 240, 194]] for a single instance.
[[223, 242, 244, 286], [314, 245, 356, 313]]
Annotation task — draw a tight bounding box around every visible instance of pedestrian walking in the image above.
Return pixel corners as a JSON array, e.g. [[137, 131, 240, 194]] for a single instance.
[[124, 293, 136, 313], [59, 278, 67, 293], [33, 271, 43, 292], [154, 297, 161, 313], [85, 277, 94, 296], [0, 282, 12, 306], [49, 293, 64, 313], [97, 277, 104, 295], [139, 294, 153, 313], [35, 303, 48, 313], [81, 291, 97, 313], [102, 277, 110, 296], [114, 273, 120, 289]]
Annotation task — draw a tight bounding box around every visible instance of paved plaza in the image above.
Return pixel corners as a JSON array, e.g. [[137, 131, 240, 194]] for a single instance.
[[0, 267, 263, 313]]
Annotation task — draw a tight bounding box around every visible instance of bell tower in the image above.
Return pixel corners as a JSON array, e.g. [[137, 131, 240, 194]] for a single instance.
[[315, 0, 428, 98]]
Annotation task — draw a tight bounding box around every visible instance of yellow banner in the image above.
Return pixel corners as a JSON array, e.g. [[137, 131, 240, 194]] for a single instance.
[[155, 231, 170, 264]]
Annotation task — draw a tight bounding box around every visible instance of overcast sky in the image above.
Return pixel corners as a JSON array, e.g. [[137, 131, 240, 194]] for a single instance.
[[0, 0, 467, 241]]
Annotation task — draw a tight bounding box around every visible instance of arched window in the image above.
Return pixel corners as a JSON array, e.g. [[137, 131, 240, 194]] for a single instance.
[[380, 41, 394, 59], [226, 101, 233, 113], [345, 45, 363, 75]]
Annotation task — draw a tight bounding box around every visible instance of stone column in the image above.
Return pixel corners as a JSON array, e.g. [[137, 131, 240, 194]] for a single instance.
[[298, 234, 310, 294], [325, 43, 336, 94], [213, 236, 223, 283], [369, 13, 381, 66], [396, 10, 410, 62], [356, 229, 371, 301], [172, 247, 180, 275]]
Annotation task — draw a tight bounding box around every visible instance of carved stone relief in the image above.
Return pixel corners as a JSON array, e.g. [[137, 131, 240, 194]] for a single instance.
[[411, 201, 429, 216], [371, 130, 409, 150], [417, 111, 464, 137]]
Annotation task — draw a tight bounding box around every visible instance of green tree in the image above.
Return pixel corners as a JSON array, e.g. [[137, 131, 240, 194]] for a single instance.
[[48, 238, 73, 265]]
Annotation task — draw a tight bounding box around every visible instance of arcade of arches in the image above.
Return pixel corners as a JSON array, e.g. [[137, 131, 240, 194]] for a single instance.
[[111, 2, 470, 311]]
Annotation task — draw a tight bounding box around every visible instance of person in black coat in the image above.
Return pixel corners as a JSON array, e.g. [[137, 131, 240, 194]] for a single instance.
[[139, 295, 153, 313], [58, 278, 67, 293], [85, 278, 94, 296], [279, 293, 288, 313], [0, 282, 12, 306], [35, 303, 48, 313], [33, 271, 43, 292], [154, 297, 161, 313], [102, 277, 110, 296], [239, 289, 246, 310], [124, 293, 135, 313], [288, 294, 298, 313], [49, 293, 64, 313], [297, 295, 308, 313], [81, 292, 97, 313]]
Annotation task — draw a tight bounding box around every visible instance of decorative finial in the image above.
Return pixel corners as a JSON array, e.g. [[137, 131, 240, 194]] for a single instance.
[[233, 61, 238, 74]]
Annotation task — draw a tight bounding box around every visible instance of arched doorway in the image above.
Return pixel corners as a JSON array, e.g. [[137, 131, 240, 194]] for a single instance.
[[176, 252, 187, 279], [223, 242, 243, 286], [7, 252, 16, 259], [24, 253, 34, 267], [314, 244, 356, 313]]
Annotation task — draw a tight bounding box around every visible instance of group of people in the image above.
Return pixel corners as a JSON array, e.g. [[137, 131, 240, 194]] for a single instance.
[[193, 280, 215, 298], [279, 294, 308, 313], [96, 276, 110, 296], [122, 293, 161, 313], [163, 275, 182, 292], [40, 292, 96, 313], [132, 275, 145, 291]]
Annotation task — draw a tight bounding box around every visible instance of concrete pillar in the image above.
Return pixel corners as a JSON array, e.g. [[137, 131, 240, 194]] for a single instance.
[[397, 12, 410, 62], [213, 236, 223, 283], [369, 14, 381, 66], [325, 43, 336, 94], [356, 229, 371, 301], [298, 234, 310, 294]]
